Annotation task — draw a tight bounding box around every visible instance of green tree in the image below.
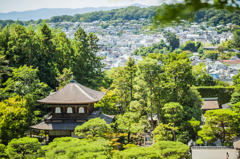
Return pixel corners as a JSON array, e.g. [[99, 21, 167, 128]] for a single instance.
[[200, 25, 206, 30], [233, 29, 240, 48], [232, 102, 240, 132], [53, 31, 72, 72], [6, 24, 31, 68], [178, 118, 201, 144], [113, 147, 161, 159], [162, 52, 194, 106], [36, 24, 58, 88], [124, 57, 137, 102], [95, 87, 119, 115], [55, 68, 73, 90], [198, 109, 238, 144], [113, 141, 190, 159], [180, 40, 202, 52], [195, 74, 215, 86], [0, 96, 28, 144], [115, 112, 148, 143], [6, 137, 41, 158], [159, 53, 202, 142], [202, 50, 219, 61], [134, 58, 161, 130], [0, 52, 10, 100], [129, 100, 147, 117], [109, 67, 129, 113], [153, 1, 240, 25], [2, 65, 50, 99], [152, 141, 190, 159], [72, 26, 104, 89], [75, 117, 112, 138], [0, 30, 10, 85], [196, 122, 216, 145], [132, 40, 169, 57], [230, 72, 240, 105], [2, 65, 52, 121], [163, 102, 184, 142], [40, 137, 111, 159], [0, 144, 8, 158], [152, 123, 173, 142], [164, 32, 180, 50]]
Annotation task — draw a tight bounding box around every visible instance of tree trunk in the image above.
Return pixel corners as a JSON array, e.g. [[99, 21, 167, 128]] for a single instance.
[[124, 96, 127, 113], [221, 121, 225, 144], [156, 100, 160, 125], [131, 72, 132, 102], [128, 132, 131, 143], [150, 101, 154, 130], [149, 79, 154, 130], [173, 121, 176, 142], [172, 108, 176, 142]]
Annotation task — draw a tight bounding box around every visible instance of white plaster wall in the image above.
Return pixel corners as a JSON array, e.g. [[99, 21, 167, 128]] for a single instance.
[[192, 149, 239, 159]]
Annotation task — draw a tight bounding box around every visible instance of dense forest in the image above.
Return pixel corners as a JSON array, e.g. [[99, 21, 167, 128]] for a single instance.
[[1, 4, 240, 28], [0, 23, 106, 145], [0, 23, 104, 91]]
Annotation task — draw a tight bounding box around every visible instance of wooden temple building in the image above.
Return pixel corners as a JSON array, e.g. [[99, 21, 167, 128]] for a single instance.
[[30, 79, 114, 142]]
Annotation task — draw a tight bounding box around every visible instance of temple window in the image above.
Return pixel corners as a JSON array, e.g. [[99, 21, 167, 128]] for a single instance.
[[55, 107, 61, 113], [79, 107, 84, 113], [67, 107, 73, 113]]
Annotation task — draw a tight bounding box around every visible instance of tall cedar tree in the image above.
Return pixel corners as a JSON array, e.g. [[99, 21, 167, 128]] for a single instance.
[[124, 57, 137, 102], [72, 27, 104, 88], [134, 58, 161, 130]]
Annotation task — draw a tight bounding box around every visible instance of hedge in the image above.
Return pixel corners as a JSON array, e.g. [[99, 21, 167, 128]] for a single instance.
[[196, 86, 235, 107]]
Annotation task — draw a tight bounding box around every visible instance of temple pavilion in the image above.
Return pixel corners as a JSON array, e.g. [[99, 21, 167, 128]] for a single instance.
[[30, 79, 114, 142]]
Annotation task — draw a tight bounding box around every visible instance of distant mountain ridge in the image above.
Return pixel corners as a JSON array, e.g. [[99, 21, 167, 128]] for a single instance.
[[0, 3, 148, 21]]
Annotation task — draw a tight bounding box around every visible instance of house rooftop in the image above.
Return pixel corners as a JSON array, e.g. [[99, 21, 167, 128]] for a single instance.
[[201, 97, 219, 110]]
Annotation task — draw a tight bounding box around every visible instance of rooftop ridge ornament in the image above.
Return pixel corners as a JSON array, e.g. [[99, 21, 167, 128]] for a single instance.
[[70, 74, 76, 83]]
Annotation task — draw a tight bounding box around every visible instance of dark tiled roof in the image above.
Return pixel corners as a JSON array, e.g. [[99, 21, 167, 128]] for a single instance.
[[30, 122, 83, 130], [202, 97, 218, 101], [99, 114, 115, 124], [88, 108, 102, 119], [37, 80, 106, 104], [222, 102, 232, 109]]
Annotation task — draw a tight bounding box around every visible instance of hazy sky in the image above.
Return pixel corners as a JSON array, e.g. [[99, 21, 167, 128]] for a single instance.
[[0, 0, 162, 13]]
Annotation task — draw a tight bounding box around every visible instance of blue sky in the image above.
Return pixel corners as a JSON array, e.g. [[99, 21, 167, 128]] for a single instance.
[[0, 0, 161, 13]]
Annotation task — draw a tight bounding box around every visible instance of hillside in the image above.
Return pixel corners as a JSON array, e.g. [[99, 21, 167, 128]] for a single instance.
[[0, 3, 148, 21], [1, 4, 240, 28]]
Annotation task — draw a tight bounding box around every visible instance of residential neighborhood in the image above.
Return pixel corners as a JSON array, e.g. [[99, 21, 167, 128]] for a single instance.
[[43, 20, 240, 80]]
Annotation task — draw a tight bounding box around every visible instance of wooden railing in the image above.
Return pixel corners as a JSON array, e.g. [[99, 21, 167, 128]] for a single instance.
[[192, 146, 234, 149]]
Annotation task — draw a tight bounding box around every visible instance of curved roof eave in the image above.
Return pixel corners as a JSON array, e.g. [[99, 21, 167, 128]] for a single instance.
[[36, 100, 100, 105]]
